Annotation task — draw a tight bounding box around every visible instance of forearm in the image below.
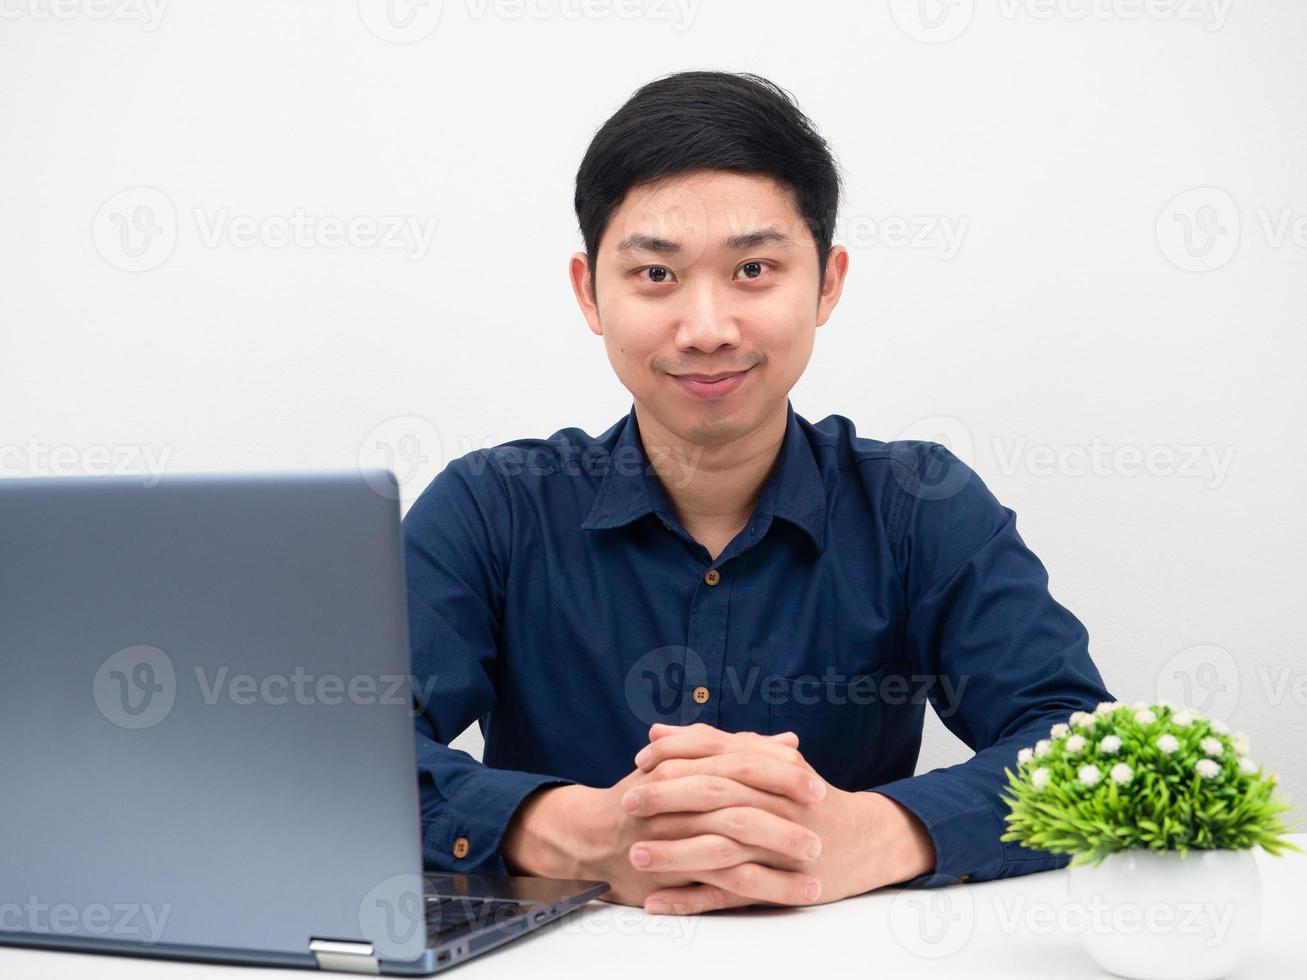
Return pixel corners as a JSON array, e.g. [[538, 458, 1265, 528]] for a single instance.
[[842, 790, 937, 895], [871, 709, 1102, 886], [501, 783, 595, 880], [417, 728, 578, 874]]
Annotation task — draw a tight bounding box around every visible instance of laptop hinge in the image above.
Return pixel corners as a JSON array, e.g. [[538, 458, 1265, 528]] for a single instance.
[[309, 939, 381, 974]]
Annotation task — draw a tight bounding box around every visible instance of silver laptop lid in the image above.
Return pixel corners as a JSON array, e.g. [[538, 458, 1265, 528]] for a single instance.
[[0, 470, 427, 964]]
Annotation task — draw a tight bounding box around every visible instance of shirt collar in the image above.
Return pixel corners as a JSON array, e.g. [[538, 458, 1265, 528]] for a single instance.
[[580, 399, 828, 554]]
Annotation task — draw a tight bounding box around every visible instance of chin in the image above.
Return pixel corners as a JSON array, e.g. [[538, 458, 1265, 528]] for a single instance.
[[678, 408, 757, 446]]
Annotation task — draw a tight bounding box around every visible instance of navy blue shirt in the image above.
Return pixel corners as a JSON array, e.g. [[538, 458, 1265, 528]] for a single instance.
[[404, 400, 1115, 888]]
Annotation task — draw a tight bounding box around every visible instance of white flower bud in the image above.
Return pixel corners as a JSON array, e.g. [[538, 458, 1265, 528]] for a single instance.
[[1171, 710, 1194, 728], [1200, 737, 1224, 757], [1065, 734, 1087, 755], [1110, 763, 1133, 785], [1017, 747, 1034, 765], [1035, 739, 1051, 758], [1156, 734, 1180, 755], [1077, 765, 1102, 787], [1051, 722, 1070, 739], [1238, 756, 1257, 775], [1100, 734, 1122, 754], [1134, 709, 1157, 725], [1195, 758, 1220, 779], [1031, 767, 1050, 788]]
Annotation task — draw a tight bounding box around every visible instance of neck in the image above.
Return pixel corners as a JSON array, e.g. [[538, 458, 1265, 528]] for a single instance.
[[633, 400, 789, 532]]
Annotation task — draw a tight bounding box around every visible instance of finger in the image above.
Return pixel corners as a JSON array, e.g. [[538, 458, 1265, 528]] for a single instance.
[[650, 723, 799, 747], [622, 772, 822, 820], [648, 723, 696, 741], [645, 884, 766, 915], [640, 805, 811, 845], [645, 723, 797, 749], [637, 731, 814, 776], [629, 833, 755, 873], [629, 825, 818, 874], [635, 810, 813, 872], [645, 753, 826, 805], [636, 809, 820, 869], [696, 862, 823, 907], [703, 805, 822, 862]]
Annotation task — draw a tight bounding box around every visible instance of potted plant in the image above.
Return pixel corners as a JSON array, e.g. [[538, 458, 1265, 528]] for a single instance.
[[1001, 700, 1299, 980]]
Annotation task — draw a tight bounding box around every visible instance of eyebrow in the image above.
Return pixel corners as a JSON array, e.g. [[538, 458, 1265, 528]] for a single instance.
[[615, 227, 797, 255]]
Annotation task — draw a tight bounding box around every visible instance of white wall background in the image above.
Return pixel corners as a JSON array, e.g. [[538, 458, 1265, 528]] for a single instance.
[[2, 1, 1304, 808]]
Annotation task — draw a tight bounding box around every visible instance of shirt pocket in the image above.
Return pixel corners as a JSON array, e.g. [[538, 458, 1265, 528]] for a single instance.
[[766, 662, 891, 792]]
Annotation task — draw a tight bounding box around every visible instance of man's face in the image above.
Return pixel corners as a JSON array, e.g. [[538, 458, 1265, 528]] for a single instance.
[[571, 169, 848, 447]]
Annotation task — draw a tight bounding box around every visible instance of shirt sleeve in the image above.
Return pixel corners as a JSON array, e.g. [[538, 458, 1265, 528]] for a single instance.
[[869, 442, 1117, 887], [403, 452, 575, 875]]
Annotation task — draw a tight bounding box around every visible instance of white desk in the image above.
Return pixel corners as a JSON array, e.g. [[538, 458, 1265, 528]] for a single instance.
[[4, 837, 1304, 978]]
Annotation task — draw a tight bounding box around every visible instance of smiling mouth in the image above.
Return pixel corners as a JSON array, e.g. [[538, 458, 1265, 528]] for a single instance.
[[672, 370, 748, 382], [669, 366, 753, 399]]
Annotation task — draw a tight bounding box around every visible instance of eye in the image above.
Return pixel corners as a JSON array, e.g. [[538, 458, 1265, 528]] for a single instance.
[[635, 265, 676, 285], [736, 260, 772, 281]]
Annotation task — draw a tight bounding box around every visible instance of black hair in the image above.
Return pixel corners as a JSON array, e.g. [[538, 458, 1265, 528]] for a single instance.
[[574, 70, 843, 296]]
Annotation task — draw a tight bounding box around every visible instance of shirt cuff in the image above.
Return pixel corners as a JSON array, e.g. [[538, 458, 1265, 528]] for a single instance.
[[870, 770, 1051, 887], [423, 766, 576, 876]]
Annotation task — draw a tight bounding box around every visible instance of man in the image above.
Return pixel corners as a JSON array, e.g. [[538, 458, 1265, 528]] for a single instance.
[[404, 70, 1114, 916]]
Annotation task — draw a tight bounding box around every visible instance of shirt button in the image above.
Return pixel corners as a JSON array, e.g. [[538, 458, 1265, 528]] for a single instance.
[[452, 836, 470, 859], [703, 569, 721, 586], [692, 686, 711, 704]]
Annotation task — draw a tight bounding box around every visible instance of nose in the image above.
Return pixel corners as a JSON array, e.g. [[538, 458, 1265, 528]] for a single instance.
[[673, 277, 742, 354]]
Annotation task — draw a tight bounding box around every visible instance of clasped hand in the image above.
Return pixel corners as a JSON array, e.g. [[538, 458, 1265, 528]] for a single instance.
[[591, 722, 875, 914]]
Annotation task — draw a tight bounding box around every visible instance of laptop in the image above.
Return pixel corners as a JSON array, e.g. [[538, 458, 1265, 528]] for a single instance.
[[0, 470, 608, 974]]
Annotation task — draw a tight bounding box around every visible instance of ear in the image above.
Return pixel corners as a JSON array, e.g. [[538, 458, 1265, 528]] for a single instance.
[[569, 251, 603, 336], [815, 244, 850, 328]]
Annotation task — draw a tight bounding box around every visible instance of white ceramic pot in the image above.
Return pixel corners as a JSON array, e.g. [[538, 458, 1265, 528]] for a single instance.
[[1066, 848, 1261, 980]]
